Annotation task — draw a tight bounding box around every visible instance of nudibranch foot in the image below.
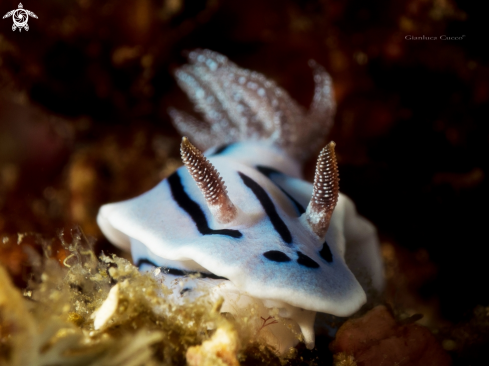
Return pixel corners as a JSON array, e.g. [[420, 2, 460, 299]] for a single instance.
[[136, 259, 315, 353]]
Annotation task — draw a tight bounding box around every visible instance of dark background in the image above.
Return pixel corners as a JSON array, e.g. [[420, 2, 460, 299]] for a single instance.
[[0, 0, 488, 363]]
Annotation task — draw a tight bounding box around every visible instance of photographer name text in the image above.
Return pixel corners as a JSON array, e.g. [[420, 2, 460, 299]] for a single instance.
[[405, 35, 465, 40]]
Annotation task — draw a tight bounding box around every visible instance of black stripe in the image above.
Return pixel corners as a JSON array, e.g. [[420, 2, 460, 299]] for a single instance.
[[296, 251, 320, 268], [212, 143, 232, 156], [263, 250, 291, 262], [136, 259, 229, 280], [319, 241, 333, 263], [168, 172, 242, 238], [256, 165, 306, 215], [255, 165, 283, 176], [238, 172, 292, 244]]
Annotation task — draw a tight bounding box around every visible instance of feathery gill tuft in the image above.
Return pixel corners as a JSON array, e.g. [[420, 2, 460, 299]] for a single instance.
[[170, 49, 336, 161], [180, 136, 237, 224]]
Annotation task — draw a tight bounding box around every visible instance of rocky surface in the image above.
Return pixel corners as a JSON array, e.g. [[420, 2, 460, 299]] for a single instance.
[[331, 305, 451, 366]]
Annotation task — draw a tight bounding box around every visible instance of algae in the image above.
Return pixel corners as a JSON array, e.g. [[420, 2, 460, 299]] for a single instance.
[[0, 228, 305, 366]]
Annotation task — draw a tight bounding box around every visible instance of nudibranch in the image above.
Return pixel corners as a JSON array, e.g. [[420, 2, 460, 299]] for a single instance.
[[97, 49, 383, 352]]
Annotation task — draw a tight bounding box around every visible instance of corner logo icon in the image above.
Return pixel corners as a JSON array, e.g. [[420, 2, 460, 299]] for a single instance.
[[3, 3, 38, 32]]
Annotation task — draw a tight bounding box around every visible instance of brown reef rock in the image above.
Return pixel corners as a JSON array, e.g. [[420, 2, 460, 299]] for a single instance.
[[330, 305, 451, 366]]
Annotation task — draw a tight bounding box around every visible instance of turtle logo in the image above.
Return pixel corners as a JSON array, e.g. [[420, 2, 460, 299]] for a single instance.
[[3, 3, 38, 32]]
